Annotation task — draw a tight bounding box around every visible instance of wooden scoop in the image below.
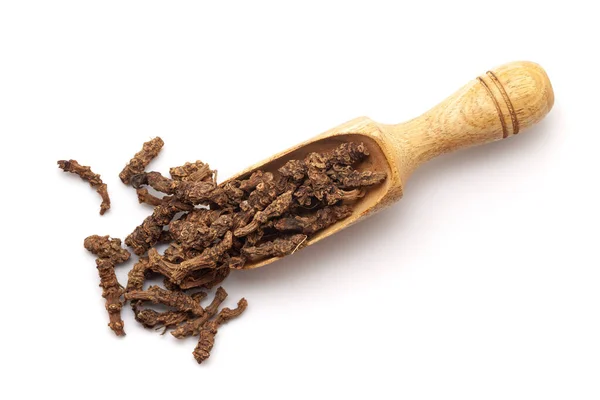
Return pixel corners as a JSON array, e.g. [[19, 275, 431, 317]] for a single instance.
[[231, 61, 554, 269]]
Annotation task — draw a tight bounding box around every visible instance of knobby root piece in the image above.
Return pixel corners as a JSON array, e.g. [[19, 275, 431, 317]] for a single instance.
[[125, 257, 151, 294], [278, 159, 307, 181], [170, 160, 215, 183], [239, 170, 271, 192], [241, 234, 308, 261], [134, 171, 232, 207], [193, 298, 248, 364], [326, 164, 387, 189], [134, 308, 191, 331], [178, 265, 230, 290], [219, 180, 245, 207], [178, 208, 224, 227], [84, 235, 131, 336], [133, 292, 206, 332], [273, 205, 353, 235], [169, 214, 232, 251], [318, 141, 370, 168], [172, 287, 228, 339], [84, 235, 131, 263], [96, 259, 126, 336], [119, 137, 164, 184], [166, 232, 233, 283], [124, 285, 205, 316], [58, 159, 111, 215], [125, 197, 193, 255], [246, 176, 280, 211], [131, 171, 177, 194], [234, 191, 293, 237]]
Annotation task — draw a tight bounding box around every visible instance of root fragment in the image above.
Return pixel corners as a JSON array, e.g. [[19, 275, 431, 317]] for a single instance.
[[58, 159, 111, 215]]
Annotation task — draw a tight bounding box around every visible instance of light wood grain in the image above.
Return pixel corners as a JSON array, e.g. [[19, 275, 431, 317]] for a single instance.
[[232, 61, 554, 269]]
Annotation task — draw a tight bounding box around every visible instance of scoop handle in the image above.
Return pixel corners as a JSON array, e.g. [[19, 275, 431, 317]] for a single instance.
[[382, 61, 554, 177]]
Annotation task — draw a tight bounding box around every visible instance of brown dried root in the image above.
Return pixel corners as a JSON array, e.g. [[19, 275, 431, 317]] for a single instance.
[[84, 235, 131, 263], [133, 171, 232, 207], [170, 160, 215, 183], [125, 257, 151, 293], [278, 159, 307, 181], [84, 235, 131, 336], [326, 164, 387, 189], [131, 171, 177, 194], [318, 141, 370, 168], [193, 298, 248, 364], [234, 191, 293, 237], [178, 265, 231, 290], [295, 168, 365, 206], [134, 308, 191, 331], [133, 291, 207, 332], [239, 170, 271, 192], [179, 208, 224, 227], [172, 287, 228, 338], [95, 259, 127, 336], [273, 205, 352, 234], [241, 234, 307, 261], [219, 180, 245, 208], [175, 232, 233, 275], [152, 232, 233, 284], [119, 137, 164, 184], [58, 159, 111, 215], [124, 285, 205, 316], [125, 197, 193, 256], [246, 176, 280, 211], [169, 214, 233, 251]]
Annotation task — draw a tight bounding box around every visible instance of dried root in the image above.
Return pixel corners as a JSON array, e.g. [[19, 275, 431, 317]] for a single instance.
[[133, 291, 207, 332], [125, 197, 193, 256], [84, 235, 131, 336], [193, 298, 248, 364], [170, 160, 215, 183], [124, 285, 205, 316], [119, 137, 164, 185], [58, 159, 111, 215], [172, 287, 228, 339]]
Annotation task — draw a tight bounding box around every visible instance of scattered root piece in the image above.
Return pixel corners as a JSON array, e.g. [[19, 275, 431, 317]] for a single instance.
[[119, 137, 164, 184], [172, 287, 228, 339], [84, 235, 131, 336], [134, 308, 191, 331], [133, 292, 206, 332], [58, 159, 111, 215], [124, 285, 205, 316], [193, 298, 248, 364]]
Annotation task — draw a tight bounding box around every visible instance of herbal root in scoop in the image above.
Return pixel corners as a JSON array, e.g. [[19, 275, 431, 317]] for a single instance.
[[75, 137, 386, 364]]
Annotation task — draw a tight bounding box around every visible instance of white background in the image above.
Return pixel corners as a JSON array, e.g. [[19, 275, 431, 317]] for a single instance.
[[1, 1, 598, 399]]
